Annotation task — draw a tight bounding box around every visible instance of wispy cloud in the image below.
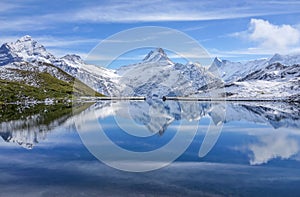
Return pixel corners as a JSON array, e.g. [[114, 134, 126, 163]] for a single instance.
[[2, 1, 300, 61], [2, 0, 300, 33], [70, 0, 300, 23], [34, 36, 100, 48], [0, 1, 23, 13], [0, 17, 53, 31], [181, 26, 207, 32]]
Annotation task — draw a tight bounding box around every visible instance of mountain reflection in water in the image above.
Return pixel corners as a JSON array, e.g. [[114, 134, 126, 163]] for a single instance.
[[0, 100, 299, 149]]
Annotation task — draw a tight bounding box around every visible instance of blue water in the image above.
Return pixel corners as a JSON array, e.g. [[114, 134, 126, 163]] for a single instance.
[[0, 101, 299, 197]]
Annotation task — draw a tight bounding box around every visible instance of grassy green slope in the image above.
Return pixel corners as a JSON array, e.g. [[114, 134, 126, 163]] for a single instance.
[[0, 71, 103, 103]]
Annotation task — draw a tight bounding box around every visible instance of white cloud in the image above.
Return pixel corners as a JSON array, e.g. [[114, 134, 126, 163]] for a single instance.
[[213, 19, 300, 58], [248, 18, 300, 51], [249, 133, 299, 165]]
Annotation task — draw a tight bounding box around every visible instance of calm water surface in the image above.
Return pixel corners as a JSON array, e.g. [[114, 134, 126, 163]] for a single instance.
[[0, 101, 299, 197]]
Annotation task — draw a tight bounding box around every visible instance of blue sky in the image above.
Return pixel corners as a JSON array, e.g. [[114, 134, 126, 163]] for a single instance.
[[1, 0, 300, 63]]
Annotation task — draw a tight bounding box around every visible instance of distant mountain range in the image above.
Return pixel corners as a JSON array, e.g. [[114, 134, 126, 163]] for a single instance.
[[0, 35, 299, 102], [209, 54, 300, 100]]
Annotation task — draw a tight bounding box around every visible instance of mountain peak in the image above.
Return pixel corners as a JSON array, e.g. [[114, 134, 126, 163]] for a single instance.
[[269, 53, 300, 66], [10, 35, 44, 51], [0, 35, 55, 65], [62, 54, 82, 61], [17, 35, 32, 42], [212, 57, 223, 66], [143, 48, 173, 64], [269, 53, 282, 62], [208, 57, 224, 72], [60, 54, 84, 67]]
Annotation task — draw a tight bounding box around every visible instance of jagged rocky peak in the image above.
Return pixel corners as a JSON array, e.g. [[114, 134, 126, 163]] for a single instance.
[[0, 35, 55, 64], [208, 57, 224, 73], [212, 57, 223, 67], [0, 35, 34, 50], [142, 48, 173, 64], [12, 35, 46, 52], [210, 57, 234, 68], [17, 35, 32, 42]]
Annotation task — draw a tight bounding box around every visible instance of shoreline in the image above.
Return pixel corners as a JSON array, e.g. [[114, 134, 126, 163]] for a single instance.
[[161, 96, 292, 102], [1, 96, 299, 105]]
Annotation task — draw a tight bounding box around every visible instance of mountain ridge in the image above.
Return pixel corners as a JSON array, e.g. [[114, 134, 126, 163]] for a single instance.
[[208, 53, 300, 82], [0, 35, 299, 101]]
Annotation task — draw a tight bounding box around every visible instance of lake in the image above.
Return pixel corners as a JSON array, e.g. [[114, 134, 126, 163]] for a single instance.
[[0, 100, 300, 197]]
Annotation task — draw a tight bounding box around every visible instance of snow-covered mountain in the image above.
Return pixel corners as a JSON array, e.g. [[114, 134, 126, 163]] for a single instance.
[[0, 36, 73, 87], [209, 57, 267, 83], [209, 53, 300, 83], [0, 35, 121, 96], [0, 35, 55, 66], [208, 54, 300, 100], [117, 48, 221, 97], [0, 35, 299, 100]]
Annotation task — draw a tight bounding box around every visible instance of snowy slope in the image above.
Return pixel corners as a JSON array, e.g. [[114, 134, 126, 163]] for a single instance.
[[53, 55, 122, 96], [224, 80, 299, 99], [238, 62, 299, 82]]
